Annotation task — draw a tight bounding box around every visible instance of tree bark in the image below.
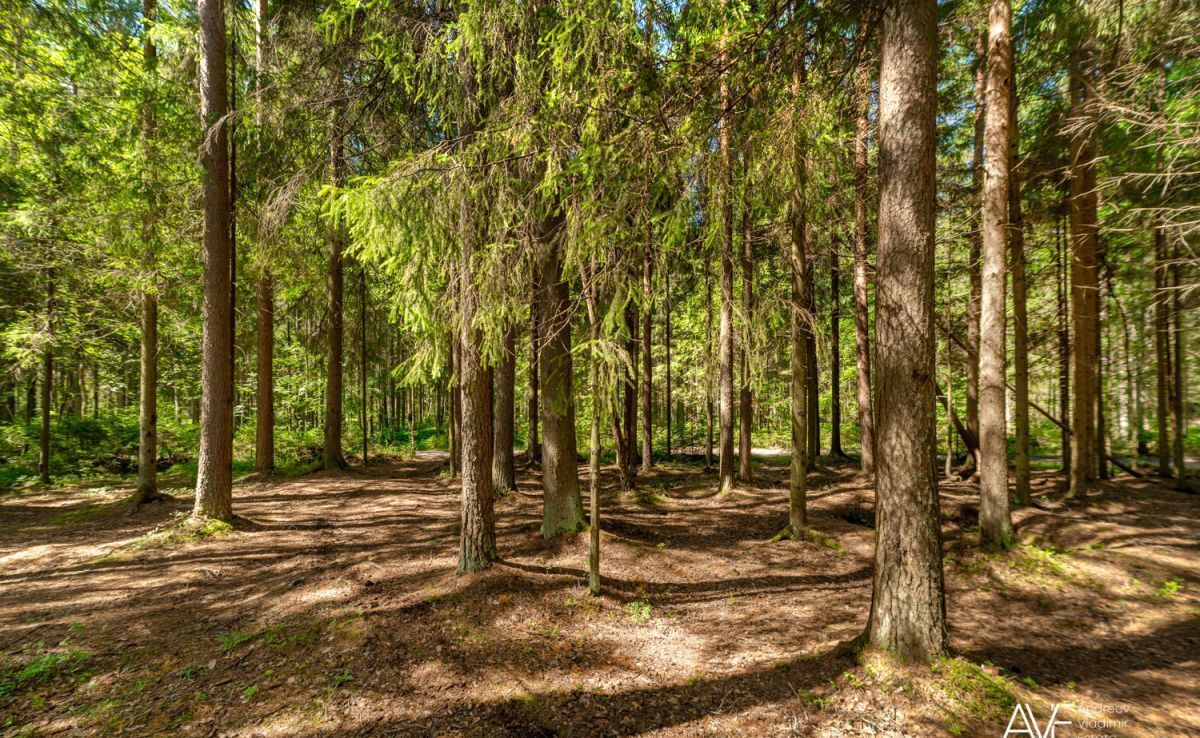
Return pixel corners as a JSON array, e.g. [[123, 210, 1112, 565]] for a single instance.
[[323, 119, 347, 470], [1170, 238, 1186, 480], [585, 269, 601, 595], [254, 0, 273, 474], [359, 265, 368, 465], [622, 296, 638, 477], [1153, 224, 1171, 475], [717, 40, 736, 493], [39, 270, 53, 485], [665, 262, 673, 458], [978, 0, 1013, 545], [830, 234, 844, 458], [965, 30, 986, 475], [787, 40, 808, 534], [538, 213, 584, 538], [136, 0, 160, 504], [194, 0, 234, 521], [641, 250, 653, 472], [867, 0, 947, 661], [1067, 47, 1099, 499], [449, 331, 461, 476], [1008, 85, 1030, 504], [1057, 209, 1071, 474], [528, 268, 541, 465], [492, 325, 516, 494], [704, 255, 714, 471], [853, 64, 876, 474], [739, 169, 754, 480]]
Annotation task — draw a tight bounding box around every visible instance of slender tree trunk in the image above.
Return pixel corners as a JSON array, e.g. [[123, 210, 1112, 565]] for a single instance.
[[1171, 239, 1186, 480], [1057, 209, 1071, 474], [538, 213, 584, 538], [1154, 224, 1171, 475], [585, 268, 601, 595], [717, 40, 736, 493], [194, 0, 234, 521], [641, 251, 653, 472], [867, 0, 947, 661], [254, 0, 273, 474], [853, 64, 876, 474], [1067, 48, 1099, 499], [787, 40, 808, 535], [136, 0, 160, 504], [39, 270, 53, 485], [704, 256, 714, 471], [622, 297, 637, 478], [323, 119, 347, 470], [830, 233, 844, 457], [493, 325, 516, 494], [665, 263, 673, 458], [449, 332, 461, 476], [805, 254, 819, 465], [965, 30, 986, 475], [1009, 81, 1030, 504], [978, 0, 1013, 545], [739, 170, 754, 480], [528, 269, 541, 465], [359, 264, 368, 465], [1098, 249, 1110, 480]]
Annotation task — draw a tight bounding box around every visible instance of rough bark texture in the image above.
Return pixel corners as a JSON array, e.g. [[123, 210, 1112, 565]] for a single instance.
[[787, 47, 808, 534], [1009, 81, 1030, 503], [527, 269, 541, 465], [978, 0, 1012, 546], [1153, 223, 1171, 476], [717, 43, 736, 494], [1067, 51, 1099, 499], [538, 214, 584, 538], [323, 127, 347, 471], [738, 175, 754, 481], [457, 205, 497, 573], [492, 325, 516, 495], [136, 0, 159, 503], [867, 0, 947, 661], [194, 0, 234, 521], [853, 65, 875, 474], [449, 332, 461, 477], [965, 30, 986, 473], [256, 274, 274, 473], [641, 252, 653, 472], [1057, 212, 1071, 474]]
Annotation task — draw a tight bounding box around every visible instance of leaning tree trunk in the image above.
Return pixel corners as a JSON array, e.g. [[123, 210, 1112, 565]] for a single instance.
[[194, 0, 234, 521], [323, 122, 347, 471], [1067, 48, 1099, 500], [492, 325, 517, 495], [866, 0, 948, 661], [538, 213, 584, 538], [853, 64, 876, 474], [135, 0, 161, 504], [717, 41, 736, 493], [978, 0, 1013, 546]]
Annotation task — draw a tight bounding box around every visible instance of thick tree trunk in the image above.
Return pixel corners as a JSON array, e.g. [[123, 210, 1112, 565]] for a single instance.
[[1067, 50, 1099, 499], [853, 65, 876, 474], [136, 0, 160, 504], [492, 325, 516, 494], [538, 214, 584, 538], [641, 251, 653, 472], [965, 30, 986, 475], [739, 174, 754, 480], [1153, 225, 1171, 475], [717, 43, 736, 493], [867, 0, 947, 661], [457, 205, 497, 573], [978, 0, 1013, 546], [323, 126, 347, 470], [194, 0, 234, 521]]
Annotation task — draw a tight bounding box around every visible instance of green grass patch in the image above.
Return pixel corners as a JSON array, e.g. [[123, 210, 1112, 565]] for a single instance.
[[931, 657, 1018, 733], [0, 642, 92, 699]]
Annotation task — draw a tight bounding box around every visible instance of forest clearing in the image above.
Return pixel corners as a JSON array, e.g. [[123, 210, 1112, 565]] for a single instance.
[[2, 454, 1198, 737], [1, 0, 1198, 735]]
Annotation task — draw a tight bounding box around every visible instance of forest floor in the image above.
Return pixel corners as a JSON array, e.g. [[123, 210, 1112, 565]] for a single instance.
[[1, 452, 1198, 738]]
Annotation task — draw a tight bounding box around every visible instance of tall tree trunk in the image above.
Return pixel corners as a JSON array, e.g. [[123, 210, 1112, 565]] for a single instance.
[[323, 119, 347, 470], [1171, 238, 1186, 481], [1009, 82, 1030, 504], [965, 30, 986, 475], [830, 233, 844, 457], [853, 64, 875, 474], [1067, 47, 1099, 499], [136, 0, 161, 504], [449, 332, 461, 476], [254, 0, 273, 474], [641, 251, 653, 472], [622, 296, 638, 476], [787, 38, 808, 535], [704, 256, 715, 471], [528, 269, 541, 465], [805, 254, 819, 465], [867, 0, 947, 661], [1057, 209, 1071, 474], [194, 0, 234, 521], [1097, 249, 1110, 480], [717, 40, 736, 493], [739, 170, 754, 480], [978, 0, 1013, 546], [457, 194, 496, 573], [585, 268, 601, 595], [39, 270, 53, 485], [538, 214, 584, 538], [1153, 224, 1171, 475], [665, 262, 673, 458], [359, 265, 368, 465], [493, 325, 516, 494]]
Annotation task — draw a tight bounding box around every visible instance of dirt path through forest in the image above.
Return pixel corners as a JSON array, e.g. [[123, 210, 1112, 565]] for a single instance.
[[1, 454, 1197, 737]]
